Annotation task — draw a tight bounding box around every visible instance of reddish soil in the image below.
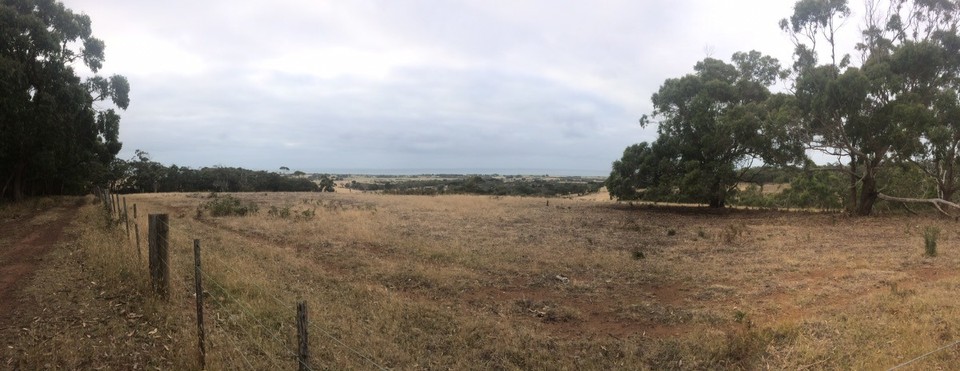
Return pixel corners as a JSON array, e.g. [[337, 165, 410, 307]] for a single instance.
[[0, 205, 78, 325]]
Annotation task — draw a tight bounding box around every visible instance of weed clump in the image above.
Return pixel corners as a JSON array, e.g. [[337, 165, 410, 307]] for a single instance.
[[267, 205, 316, 221], [722, 223, 746, 243], [924, 226, 940, 257], [268, 205, 292, 219], [200, 195, 258, 217]]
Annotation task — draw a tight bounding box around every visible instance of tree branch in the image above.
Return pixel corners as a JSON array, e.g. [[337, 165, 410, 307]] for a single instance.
[[877, 192, 960, 218]]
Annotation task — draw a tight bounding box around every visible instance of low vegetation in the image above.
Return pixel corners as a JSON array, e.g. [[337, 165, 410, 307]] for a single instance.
[[344, 174, 604, 197]]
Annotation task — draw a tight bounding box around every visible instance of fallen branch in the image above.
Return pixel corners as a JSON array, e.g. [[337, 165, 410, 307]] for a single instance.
[[877, 193, 960, 218], [899, 202, 920, 216]]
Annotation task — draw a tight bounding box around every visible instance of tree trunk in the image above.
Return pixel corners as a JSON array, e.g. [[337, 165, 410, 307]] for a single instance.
[[856, 173, 878, 216], [848, 158, 859, 214], [0, 172, 12, 200], [941, 163, 956, 202], [708, 180, 725, 208], [10, 162, 26, 201]]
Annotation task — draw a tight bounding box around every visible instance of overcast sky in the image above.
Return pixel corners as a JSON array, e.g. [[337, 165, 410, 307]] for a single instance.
[[63, 0, 862, 175]]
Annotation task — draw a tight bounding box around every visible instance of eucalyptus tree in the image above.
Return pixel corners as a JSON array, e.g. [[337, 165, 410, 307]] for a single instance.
[[783, 0, 960, 215], [0, 0, 129, 200], [895, 1, 960, 205], [608, 51, 805, 207]]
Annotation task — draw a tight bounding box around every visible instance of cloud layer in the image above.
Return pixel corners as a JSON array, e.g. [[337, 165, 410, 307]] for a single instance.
[[65, 0, 818, 174]]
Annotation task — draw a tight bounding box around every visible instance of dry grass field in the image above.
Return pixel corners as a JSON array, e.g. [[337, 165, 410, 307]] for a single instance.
[[4, 192, 960, 369]]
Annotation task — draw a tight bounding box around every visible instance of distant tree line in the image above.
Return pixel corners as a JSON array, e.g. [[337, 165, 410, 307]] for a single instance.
[[608, 0, 960, 216], [345, 175, 603, 197], [113, 151, 321, 193]]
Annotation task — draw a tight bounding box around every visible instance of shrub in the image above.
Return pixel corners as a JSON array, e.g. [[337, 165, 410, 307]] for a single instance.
[[299, 209, 316, 220], [202, 195, 258, 217], [268, 205, 292, 219], [722, 223, 746, 244], [924, 226, 940, 257]]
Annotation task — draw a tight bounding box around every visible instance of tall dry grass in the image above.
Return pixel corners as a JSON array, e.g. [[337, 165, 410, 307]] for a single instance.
[[102, 191, 960, 369]]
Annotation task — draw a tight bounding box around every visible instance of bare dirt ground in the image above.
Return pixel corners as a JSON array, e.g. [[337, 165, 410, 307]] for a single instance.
[[0, 199, 179, 370], [0, 201, 78, 326]]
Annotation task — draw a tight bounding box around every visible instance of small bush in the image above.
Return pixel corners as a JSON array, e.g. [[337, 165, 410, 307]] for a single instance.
[[268, 205, 292, 219], [667, 229, 677, 236], [924, 226, 940, 257], [722, 223, 746, 243], [733, 310, 748, 324], [298, 208, 316, 220], [267, 205, 316, 221], [202, 195, 258, 217]]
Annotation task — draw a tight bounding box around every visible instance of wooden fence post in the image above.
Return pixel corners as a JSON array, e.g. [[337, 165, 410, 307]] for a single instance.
[[193, 239, 206, 369], [103, 189, 112, 214], [148, 214, 170, 299], [297, 301, 309, 371], [133, 203, 138, 219], [123, 197, 130, 238], [134, 223, 142, 260]]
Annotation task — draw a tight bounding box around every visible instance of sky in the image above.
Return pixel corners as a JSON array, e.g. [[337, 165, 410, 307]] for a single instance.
[[62, 0, 863, 175]]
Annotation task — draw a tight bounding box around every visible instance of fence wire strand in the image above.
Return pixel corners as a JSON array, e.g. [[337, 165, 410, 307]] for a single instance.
[[198, 265, 311, 371], [888, 338, 960, 370], [205, 303, 257, 371], [130, 209, 280, 370], [158, 218, 298, 371], [149, 235, 260, 370], [204, 247, 390, 371], [121, 201, 390, 370]]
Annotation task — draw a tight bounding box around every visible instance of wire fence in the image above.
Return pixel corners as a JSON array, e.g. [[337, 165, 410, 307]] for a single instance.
[[98, 190, 389, 370], [96, 189, 960, 370]]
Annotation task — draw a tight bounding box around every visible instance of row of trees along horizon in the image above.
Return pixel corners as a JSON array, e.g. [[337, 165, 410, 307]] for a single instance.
[[4, 0, 960, 217], [607, 0, 960, 216]]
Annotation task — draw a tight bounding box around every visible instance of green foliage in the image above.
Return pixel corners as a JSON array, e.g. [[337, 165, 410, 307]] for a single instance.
[[783, 0, 960, 215], [346, 176, 602, 197], [610, 51, 804, 207], [318, 175, 336, 192], [0, 0, 131, 200], [267, 205, 316, 221], [117, 152, 319, 193], [605, 141, 680, 201], [924, 226, 940, 257], [267, 205, 292, 219], [201, 195, 259, 217], [775, 170, 846, 210], [877, 164, 938, 200]]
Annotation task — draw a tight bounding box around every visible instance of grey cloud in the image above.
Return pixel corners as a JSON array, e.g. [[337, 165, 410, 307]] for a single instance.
[[66, 0, 804, 174]]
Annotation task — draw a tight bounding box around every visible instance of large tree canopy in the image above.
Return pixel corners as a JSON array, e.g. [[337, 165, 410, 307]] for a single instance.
[[610, 0, 960, 216], [0, 0, 129, 200], [785, 0, 960, 215], [607, 51, 805, 207]]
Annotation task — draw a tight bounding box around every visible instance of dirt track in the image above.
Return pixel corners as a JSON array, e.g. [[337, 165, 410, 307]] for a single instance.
[[0, 203, 78, 326]]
